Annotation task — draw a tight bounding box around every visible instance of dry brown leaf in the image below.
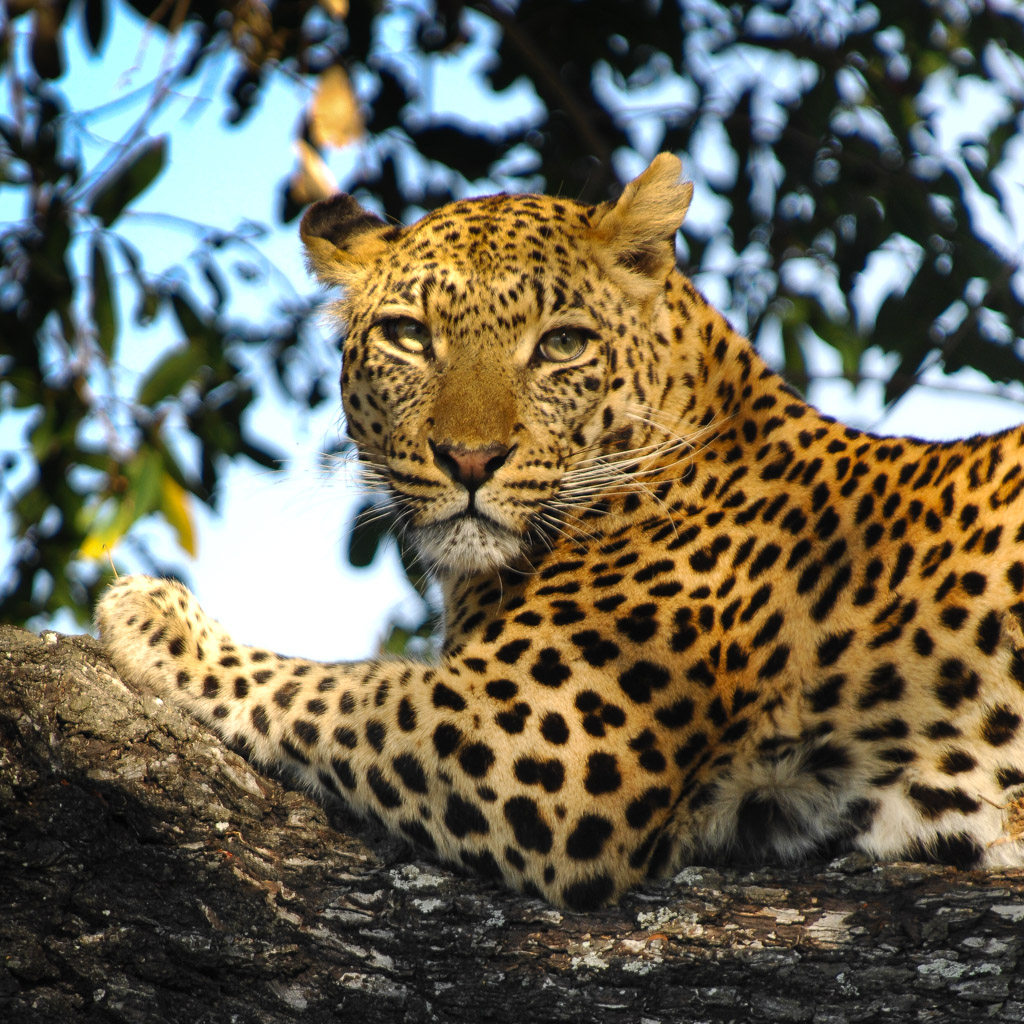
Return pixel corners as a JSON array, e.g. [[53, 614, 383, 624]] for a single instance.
[[309, 64, 362, 150], [290, 139, 338, 204]]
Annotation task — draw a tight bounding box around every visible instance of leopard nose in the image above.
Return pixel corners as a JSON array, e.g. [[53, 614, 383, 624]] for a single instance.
[[430, 441, 511, 492]]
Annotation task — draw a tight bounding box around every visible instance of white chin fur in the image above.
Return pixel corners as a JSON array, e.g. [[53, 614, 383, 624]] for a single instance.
[[413, 517, 524, 575]]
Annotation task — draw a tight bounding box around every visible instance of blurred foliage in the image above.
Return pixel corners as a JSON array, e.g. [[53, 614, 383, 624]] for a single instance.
[[2, 0, 1024, 641]]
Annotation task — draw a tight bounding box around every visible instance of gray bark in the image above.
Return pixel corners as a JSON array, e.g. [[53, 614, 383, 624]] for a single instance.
[[3, 623, 1024, 1023]]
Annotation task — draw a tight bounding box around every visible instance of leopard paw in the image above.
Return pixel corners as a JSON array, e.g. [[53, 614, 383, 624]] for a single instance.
[[95, 575, 213, 698]]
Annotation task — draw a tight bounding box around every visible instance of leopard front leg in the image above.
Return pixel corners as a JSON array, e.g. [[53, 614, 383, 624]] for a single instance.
[[96, 576, 662, 909]]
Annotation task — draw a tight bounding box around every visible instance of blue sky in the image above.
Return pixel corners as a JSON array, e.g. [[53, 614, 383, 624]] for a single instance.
[[3, 5, 1024, 659]]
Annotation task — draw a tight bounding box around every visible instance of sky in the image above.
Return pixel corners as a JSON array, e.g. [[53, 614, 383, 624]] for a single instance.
[[2, 4, 1024, 661]]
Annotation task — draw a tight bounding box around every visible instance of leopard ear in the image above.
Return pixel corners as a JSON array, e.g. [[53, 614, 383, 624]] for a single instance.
[[590, 153, 693, 282], [300, 194, 392, 286]]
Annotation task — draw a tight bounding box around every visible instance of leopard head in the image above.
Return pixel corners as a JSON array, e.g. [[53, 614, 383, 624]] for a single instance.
[[301, 154, 693, 577]]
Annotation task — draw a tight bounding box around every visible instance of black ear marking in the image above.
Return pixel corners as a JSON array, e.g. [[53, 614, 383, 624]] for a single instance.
[[300, 194, 387, 252], [300, 194, 396, 285], [588, 153, 692, 288], [615, 242, 668, 277]]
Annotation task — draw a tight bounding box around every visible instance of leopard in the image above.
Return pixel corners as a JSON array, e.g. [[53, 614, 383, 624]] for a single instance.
[[97, 153, 1024, 910]]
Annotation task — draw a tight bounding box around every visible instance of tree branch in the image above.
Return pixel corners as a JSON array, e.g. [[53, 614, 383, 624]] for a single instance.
[[473, 1, 616, 191], [3, 625, 1024, 1022]]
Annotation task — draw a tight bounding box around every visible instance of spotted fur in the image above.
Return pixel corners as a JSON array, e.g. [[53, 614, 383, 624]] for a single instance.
[[98, 154, 1024, 909]]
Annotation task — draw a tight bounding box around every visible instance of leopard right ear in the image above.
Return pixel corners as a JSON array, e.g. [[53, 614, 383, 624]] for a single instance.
[[300, 194, 393, 286], [588, 153, 692, 288]]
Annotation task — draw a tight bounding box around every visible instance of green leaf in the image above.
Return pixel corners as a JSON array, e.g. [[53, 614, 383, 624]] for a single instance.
[[808, 306, 864, 379], [778, 297, 810, 384], [379, 619, 434, 657], [380, 624, 415, 657], [170, 290, 212, 344], [78, 495, 135, 561], [134, 289, 160, 326], [144, 429, 205, 499], [137, 347, 208, 407], [114, 236, 143, 276], [347, 501, 387, 568], [89, 236, 118, 357], [126, 451, 164, 518], [90, 136, 167, 226]]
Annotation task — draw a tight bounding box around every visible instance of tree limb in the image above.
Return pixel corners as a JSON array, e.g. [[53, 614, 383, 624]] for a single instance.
[[3, 625, 1024, 1023]]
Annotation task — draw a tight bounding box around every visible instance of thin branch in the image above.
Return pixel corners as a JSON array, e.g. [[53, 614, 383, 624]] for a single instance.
[[790, 370, 1024, 406], [472, 1, 615, 188]]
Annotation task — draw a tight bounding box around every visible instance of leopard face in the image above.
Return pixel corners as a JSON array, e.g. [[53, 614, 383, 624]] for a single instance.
[[303, 163, 693, 575]]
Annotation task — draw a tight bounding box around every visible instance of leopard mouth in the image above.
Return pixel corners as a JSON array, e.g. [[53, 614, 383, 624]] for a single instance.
[[411, 511, 525, 576]]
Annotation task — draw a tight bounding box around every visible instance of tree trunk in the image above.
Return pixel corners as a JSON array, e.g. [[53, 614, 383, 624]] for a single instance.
[[3, 624, 1024, 1023]]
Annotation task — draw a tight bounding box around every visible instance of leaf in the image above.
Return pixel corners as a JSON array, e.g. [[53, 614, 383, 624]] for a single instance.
[[127, 451, 164, 518], [114, 236, 143, 276], [90, 136, 168, 226], [139, 425, 211, 503], [347, 501, 387, 568], [778, 296, 810, 383], [408, 124, 507, 181], [366, 68, 411, 135], [199, 257, 227, 312], [77, 480, 143, 562], [945, 332, 1024, 385], [808, 306, 865, 379], [160, 473, 196, 556], [380, 620, 434, 657], [133, 289, 160, 326], [136, 347, 208, 407], [309, 65, 362, 149], [82, 0, 108, 53], [0, 117, 21, 155], [89, 236, 118, 357], [78, 500, 132, 561], [30, 4, 65, 79], [170, 290, 211, 344], [380, 624, 416, 657], [289, 139, 338, 206], [79, 452, 181, 560]]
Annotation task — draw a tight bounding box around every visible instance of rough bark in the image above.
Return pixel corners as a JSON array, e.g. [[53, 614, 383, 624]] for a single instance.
[[3, 624, 1024, 1024]]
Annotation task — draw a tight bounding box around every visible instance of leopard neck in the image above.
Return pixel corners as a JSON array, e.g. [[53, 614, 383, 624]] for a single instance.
[[625, 270, 856, 513]]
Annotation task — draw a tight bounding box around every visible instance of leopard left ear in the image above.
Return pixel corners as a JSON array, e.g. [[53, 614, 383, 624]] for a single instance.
[[590, 153, 693, 282], [300, 193, 393, 286]]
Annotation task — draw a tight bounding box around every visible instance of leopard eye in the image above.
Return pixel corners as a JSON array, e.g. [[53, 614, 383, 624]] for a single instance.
[[380, 316, 431, 354], [537, 327, 590, 363]]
